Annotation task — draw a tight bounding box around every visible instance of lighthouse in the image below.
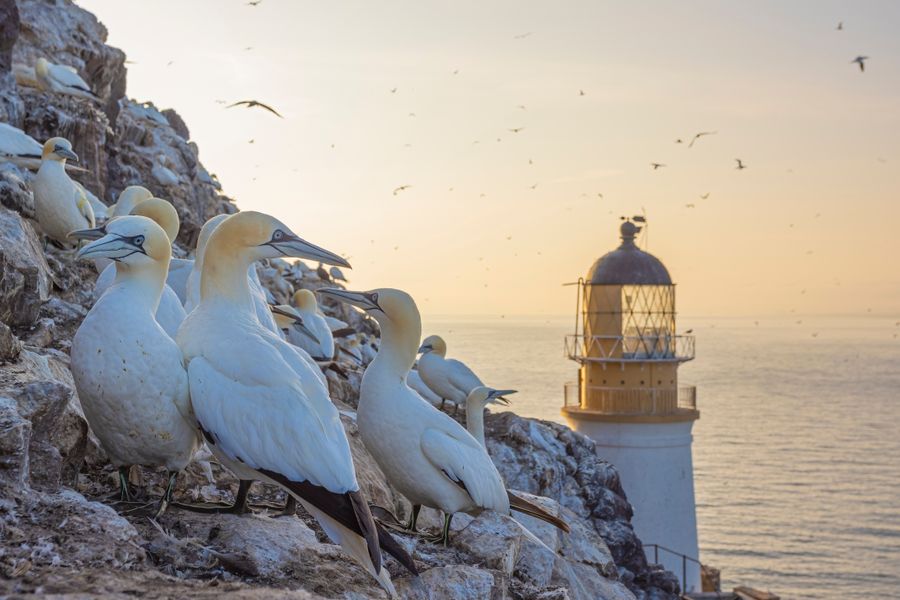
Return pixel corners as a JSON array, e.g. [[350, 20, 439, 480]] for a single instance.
[[562, 219, 701, 592]]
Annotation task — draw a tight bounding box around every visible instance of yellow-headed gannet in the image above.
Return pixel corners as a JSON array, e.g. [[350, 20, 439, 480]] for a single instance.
[[269, 304, 328, 388], [464, 386, 516, 449], [407, 364, 443, 408], [176, 212, 415, 591], [33, 137, 94, 245], [320, 288, 569, 543], [35, 58, 97, 99], [417, 334, 485, 411], [88, 199, 187, 338], [70, 216, 200, 516], [109, 185, 153, 218], [288, 289, 335, 360], [183, 214, 280, 334]]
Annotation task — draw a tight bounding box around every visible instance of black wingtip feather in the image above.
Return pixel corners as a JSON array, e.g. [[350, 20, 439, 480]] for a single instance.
[[376, 523, 419, 576], [508, 490, 571, 533]]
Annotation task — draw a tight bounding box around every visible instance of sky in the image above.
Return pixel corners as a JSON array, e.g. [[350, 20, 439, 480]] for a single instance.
[[79, 0, 900, 317]]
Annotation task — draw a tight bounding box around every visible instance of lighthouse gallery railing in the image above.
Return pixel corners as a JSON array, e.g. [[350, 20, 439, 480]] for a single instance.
[[564, 333, 695, 363], [564, 382, 697, 415]]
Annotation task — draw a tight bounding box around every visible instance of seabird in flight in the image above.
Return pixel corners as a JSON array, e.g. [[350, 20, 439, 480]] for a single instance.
[[226, 100, 283, 118]]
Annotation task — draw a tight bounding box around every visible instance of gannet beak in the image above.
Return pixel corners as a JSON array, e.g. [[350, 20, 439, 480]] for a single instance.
[[266, 232, 351, 268], [270, 304, 320, 344], [317, 288, 380, 312], [417, 343, 433, 354], [488, 389, 517, 406], [75, 232, 146, 261], [55, 146, 79, 162], [68, 226, 107, 241]]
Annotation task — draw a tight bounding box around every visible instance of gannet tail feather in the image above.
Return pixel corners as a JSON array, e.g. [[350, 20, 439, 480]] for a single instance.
[[507, 490, 571, 533]]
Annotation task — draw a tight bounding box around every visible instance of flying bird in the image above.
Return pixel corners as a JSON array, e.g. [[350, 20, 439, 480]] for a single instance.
[[735, 158, 747, 170], [836, 21, 843, 31], [650, 162, 666, 170], [226, 100, 283, 118], [700, 193, 710, 199], [685, 203, 695, 208], [529, 183, 538, 190], [513, 32, 533, 39], [508, 127, 524, 133], [675, 138, 684, 144], [579, 89, 585, 96], [688, 131, 717, 148], [851, 56, 868, 72], [246, 0, 262, 5], [390, 87, 397, 93], [392, 185, 411, 196]]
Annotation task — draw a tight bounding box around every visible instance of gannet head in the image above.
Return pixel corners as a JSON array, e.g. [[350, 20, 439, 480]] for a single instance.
[[208, 211, 351, 267], [72, 215, 170, 266], [318, 288, 420, 333], [270, 304, 320, 344], [293, 288, 318, 311], [112, 186, 153, 217], [417, 334, 446, 357], [195, 214, 231, 257], [35, 57, 49, 77], [41, 137, 78, 163], [466, 386, 517, 409], [130, 198, 179, 243]]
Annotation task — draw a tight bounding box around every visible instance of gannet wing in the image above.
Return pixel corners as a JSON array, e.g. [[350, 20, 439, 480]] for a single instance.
[[0, 123, 42, 157], [73, 184, 96, 228], [445, 358, 484, 397], [49, 63, 92, 93], [420, 427, 509, 511]]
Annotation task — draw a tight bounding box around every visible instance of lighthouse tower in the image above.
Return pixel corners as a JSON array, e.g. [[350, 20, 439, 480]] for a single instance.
[[562, 219, 701, 592]]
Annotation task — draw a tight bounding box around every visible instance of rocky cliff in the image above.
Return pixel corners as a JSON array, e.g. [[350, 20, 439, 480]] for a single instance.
[[0, 1, 679, 598]]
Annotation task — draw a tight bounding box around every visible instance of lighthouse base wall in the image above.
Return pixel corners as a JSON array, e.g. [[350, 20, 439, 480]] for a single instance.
[[564, 416, 702, 593]]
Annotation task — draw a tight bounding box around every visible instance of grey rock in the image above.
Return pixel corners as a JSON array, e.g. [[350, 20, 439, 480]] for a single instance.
[[0, 163, 34, 217], [396, 565, 497, 600], [0, 206, 51, 327], [0, 320, 22, 361], [0, 396, 30, 490]]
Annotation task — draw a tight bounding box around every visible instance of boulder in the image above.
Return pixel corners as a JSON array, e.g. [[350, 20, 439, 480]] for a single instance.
[[0, 206, 51, 327], [395, 565, 498, 600]]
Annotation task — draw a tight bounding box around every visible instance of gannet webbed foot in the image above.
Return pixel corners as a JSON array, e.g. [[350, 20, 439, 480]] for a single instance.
[[171, 479, 254, 515], [423, 513, 453, 547], [271, 495, 297, 518]]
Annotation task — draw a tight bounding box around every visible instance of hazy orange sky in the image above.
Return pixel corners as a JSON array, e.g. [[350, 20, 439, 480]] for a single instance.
[[80, 0, 900, 317]]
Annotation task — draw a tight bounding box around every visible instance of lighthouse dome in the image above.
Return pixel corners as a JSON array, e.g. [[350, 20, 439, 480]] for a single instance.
[[587, 221, 672, 285]]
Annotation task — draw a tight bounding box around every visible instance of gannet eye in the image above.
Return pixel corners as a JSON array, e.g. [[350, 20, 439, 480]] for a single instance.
[[132, 235, 145, 246], [272, 229, 285, 242], [368, 292, 379, 305]]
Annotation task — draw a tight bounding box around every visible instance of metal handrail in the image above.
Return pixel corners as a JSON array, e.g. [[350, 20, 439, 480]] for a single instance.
[[644, 543, 703, 594], [564, 382, 697, 414], [565, 333, 695, 363]]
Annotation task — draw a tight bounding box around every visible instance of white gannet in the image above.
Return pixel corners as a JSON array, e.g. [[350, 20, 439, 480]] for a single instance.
[[35, 58, 97, 99], [32, 137, 94, 246], [0, 122, 42, 166], [330, 266, 348, 282], [89, 199, 186, 338], [152, 154, 180, 187], [70, 216, 200, 515], [407, 364, 444, 408], [416, 334, 484, 411], [269, 304, 328, 388], [319, 288, 569, 543], [109, 185, 153, 218], [287, 289, 335, 360], [176, 212, 415, 591], [184, 214, 279, 335], [464, 387, 516, 449]]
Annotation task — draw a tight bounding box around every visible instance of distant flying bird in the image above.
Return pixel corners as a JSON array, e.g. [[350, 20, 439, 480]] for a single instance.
[[735, 158, 747, 170], [700, 193, 710, 199], [685, 203, 695, 208], [852, 56, 868, 72], [452, 70, 459, 75], [836, 21, 843, 31], [513, 32, 533, 39], [529, 183, 538, 190], [390, 87, 397, 93], [517, 105, 527, 110], [246, 0, 261, 5], [685, 329, 693, 334], [675, 138, 684, 144], [579, 89, 585, 96], [650, 162, 666, 170], [508, 127, 524, 133], [227, 100, 282, 118], [392, 185, 411, 196], [597, 193, 603, 199], [688, 131, 717, 148]]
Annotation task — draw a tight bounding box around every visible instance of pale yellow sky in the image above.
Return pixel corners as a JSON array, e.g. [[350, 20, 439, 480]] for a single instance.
[[80, 0, 900, 317]]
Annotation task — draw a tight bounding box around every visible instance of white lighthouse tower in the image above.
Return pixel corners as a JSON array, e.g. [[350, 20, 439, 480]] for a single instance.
[[562, 219, 701, 592]]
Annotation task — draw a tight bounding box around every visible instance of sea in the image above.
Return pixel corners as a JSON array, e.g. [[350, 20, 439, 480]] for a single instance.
[[424, 314, 900, 600]]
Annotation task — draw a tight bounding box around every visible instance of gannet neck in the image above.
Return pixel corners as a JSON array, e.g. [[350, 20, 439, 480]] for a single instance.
[[370, 312, 422, 382], [39, 157, 66, 172], [200, 229, 254, 310], [466, 401, 487, 448], [111, 255, 169, 313]]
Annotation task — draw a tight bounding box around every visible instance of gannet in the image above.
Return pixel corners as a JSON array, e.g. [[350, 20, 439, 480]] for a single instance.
[[88, 199, 186, 338], [321, 288, 569, 543], [269, 304, 328, 387], [0, 122, 42, 167], [109, 185, 153, 218], [32, 137, 94, 246], [152, 155, 180, 187], [184, 214, 279, 334], [35, 58, 97, 99], [417, 334, 485, 411], [70, 216, 200, 516], [464, 387, 516, 449], [176, 212, 415, 591], [272, 294, 333, 361], [73, 182, 109, 221], [329, 266, 348, 282]]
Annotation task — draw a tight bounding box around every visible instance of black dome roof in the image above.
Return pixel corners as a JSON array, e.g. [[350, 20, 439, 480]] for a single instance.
[[586, 221, 672, 285]]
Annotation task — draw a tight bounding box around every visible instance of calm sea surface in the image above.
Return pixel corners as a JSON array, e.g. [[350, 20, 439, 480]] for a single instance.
[[424, 314, 900, 600]]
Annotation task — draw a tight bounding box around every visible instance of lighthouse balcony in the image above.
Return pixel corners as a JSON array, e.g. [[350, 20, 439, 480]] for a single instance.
[[564, 334, 695, 363], [563, 382, 698, 420]]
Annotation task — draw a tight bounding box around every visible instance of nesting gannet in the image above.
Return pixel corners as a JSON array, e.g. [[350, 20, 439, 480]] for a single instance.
[[0, 122, 42, 167], [176, 212, 415, 591], [416, 335, 485, 411], [109, 185, 153, 218], [321, 288, 569, 543], [88, 199, 186, 338], [464, 387, 516, 449], [330, 266, 348, 282], [407, 365, 443, 408], [35, 58, 97, 99], [152, 155, 180, 187], [33, 137, 94, 246], [70, 216, 200, 515], [269, 304, 328, 387], [286, 289, 335, 360], [73, 182, 109, 221]]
